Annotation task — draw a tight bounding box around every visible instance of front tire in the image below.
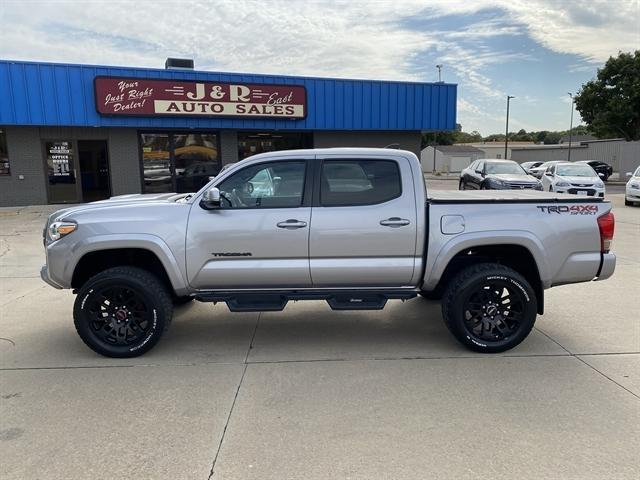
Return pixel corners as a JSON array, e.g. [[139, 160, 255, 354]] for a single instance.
[[73, 266, 173, 358], [459, 180, 465, 190], [441, 263, 537, 353]]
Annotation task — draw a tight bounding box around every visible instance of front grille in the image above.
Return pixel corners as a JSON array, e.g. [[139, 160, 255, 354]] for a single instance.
[[507, 183, 538, 189], [568, 188, 596, 196], [571, 183, 594, 188]]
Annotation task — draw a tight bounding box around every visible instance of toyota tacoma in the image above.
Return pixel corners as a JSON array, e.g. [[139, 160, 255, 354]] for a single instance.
[[41, 148, 616, 357]]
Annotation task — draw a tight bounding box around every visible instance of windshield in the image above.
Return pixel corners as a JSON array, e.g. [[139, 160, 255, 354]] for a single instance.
[[485, 162, 525, 175], [556, 164, 596, 177]]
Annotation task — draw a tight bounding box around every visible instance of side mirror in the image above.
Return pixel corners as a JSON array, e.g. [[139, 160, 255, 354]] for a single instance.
[[201, 187, 221, 210], [475, 170, 483, 175]]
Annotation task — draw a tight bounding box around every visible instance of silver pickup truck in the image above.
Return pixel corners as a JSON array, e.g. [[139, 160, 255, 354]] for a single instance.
[[41, 148, 616, 357]]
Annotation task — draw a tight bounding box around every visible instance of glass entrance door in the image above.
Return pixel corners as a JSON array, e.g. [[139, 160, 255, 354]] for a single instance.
[[45, 140, 81, 203]]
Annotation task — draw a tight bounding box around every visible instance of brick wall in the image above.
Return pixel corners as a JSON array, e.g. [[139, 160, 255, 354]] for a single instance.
[[219, 130, 238, 165], [1, 127, 48, 206]]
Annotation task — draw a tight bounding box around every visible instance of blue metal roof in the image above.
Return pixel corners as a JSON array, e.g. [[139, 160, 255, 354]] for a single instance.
[[0, 60, 456, 131]]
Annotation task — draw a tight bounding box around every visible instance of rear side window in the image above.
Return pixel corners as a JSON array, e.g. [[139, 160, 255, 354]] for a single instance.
[[320, 159, 401, 206]]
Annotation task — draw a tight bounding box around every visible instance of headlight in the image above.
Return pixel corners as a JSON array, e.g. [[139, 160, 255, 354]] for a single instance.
[[631, 182, 640, 189], [47, 221, 77, 242], [595, 181, 604, 188], [556, 181, 570, 187], [489, 178, 506, 186], [535, 183, 543, 190]]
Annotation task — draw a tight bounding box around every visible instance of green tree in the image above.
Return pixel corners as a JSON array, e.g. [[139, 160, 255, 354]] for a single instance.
[[574, 50, 640, 141]]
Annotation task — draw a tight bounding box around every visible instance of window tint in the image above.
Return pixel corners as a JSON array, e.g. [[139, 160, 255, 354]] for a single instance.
[[320, 159, 401, 206], [217, 161, 306, 208]]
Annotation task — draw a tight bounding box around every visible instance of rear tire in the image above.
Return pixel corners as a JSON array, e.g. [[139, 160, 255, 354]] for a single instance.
[[73, 266, 173, 358], [459, 180, 465, 190], [441, 263, 537, 353]]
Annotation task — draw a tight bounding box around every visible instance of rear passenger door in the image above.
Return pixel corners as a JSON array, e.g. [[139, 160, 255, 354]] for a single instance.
[[309, 155, 418, 287]]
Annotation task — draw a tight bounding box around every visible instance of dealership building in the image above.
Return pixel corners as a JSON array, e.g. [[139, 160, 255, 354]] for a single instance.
[[0, 59, 456, 206]]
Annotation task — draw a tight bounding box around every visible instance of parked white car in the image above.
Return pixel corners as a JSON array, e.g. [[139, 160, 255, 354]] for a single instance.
[[541, 162, 605, 198], [626, 166, 640, 206]]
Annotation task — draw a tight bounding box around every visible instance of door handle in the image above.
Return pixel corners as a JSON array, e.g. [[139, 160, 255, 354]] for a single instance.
[[380, 217, 410, 227], [277, 219, 308, 229]]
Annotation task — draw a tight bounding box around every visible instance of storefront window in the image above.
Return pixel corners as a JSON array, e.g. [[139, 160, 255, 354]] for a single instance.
[[173, 133, 219, 193], [237, 132, 312, 160], [141, 133, 171, 194], [140, 132, 220, 194], [0, 129, 10, 175]]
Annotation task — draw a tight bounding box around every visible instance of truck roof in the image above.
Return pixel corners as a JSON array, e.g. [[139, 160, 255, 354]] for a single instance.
[[243, 147, 419, 161]]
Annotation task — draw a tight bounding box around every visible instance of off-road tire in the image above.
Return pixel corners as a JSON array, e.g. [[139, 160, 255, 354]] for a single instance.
[[441, 263, 537, 353], [73, 266, 173, 358]]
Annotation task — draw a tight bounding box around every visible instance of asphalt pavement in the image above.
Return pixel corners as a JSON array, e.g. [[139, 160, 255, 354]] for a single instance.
[[1, 186, 638, 480]]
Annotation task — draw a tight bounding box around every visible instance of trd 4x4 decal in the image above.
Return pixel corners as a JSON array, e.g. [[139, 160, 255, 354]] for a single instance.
[[537, 205, 599, 215]]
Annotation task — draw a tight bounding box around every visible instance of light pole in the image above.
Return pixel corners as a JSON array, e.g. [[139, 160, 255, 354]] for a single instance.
[[504, 95, 515, 159], [436, 64, 443, 82], [567, 92, 574, 162]]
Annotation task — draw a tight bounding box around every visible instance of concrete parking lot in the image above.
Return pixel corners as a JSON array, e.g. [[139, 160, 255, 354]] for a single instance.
[[1, 184, 638, 479]]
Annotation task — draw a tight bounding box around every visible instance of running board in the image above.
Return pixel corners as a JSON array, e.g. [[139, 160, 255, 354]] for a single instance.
[[194, 290, 417, 312]]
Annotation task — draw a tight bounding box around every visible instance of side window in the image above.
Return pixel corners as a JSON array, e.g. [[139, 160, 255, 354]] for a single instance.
[[469, 160, 478, 170], [547, 165, 555, 174], [476, 161, 484, 172], [217, 161, 306, 208], [320, 159, 401, 207]]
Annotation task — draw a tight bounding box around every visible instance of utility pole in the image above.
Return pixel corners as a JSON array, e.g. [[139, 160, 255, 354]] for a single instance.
[[436, 64, 443, 82], [567, 92, 574, 162], [504, 95, 515, 159]]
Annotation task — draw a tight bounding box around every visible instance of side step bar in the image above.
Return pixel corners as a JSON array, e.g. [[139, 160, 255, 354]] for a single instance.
[[195, 290, 418, 312]]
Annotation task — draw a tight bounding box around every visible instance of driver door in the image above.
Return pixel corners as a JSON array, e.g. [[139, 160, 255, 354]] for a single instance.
[[186, 158, 313, 289]]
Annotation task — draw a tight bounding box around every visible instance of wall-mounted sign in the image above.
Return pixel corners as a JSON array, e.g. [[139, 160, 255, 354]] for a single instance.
[[95, 77, 306, 119]]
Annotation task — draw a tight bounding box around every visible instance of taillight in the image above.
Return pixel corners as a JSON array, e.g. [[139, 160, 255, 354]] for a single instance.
[[597, 212, 615, 253]]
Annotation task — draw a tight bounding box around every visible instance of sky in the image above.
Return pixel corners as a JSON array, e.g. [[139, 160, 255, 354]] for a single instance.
[[1, 0, 638, 135]]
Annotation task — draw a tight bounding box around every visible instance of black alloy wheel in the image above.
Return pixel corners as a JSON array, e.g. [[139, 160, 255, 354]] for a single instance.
[[442, 263, 537, 352], [74, 266, 173, 357]]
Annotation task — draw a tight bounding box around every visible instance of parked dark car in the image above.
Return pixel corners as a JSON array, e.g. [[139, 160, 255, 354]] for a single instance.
[[460, 159, 542, 190], [520, 161, 544, 174], [577, 160, 613, 181]]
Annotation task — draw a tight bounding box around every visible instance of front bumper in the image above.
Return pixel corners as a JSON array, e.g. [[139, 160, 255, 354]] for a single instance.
[[555, 187, 605, 197], [40, 265, 63, 289], [626, 186, 640, 201]]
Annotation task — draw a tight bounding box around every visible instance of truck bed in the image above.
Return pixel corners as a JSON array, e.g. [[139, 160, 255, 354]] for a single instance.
[[427, 190, 606, 204]]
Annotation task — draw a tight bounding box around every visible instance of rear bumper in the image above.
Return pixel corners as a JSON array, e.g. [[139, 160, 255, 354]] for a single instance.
[[594, 253, 616, 281], [40, 265, 63, 289]]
